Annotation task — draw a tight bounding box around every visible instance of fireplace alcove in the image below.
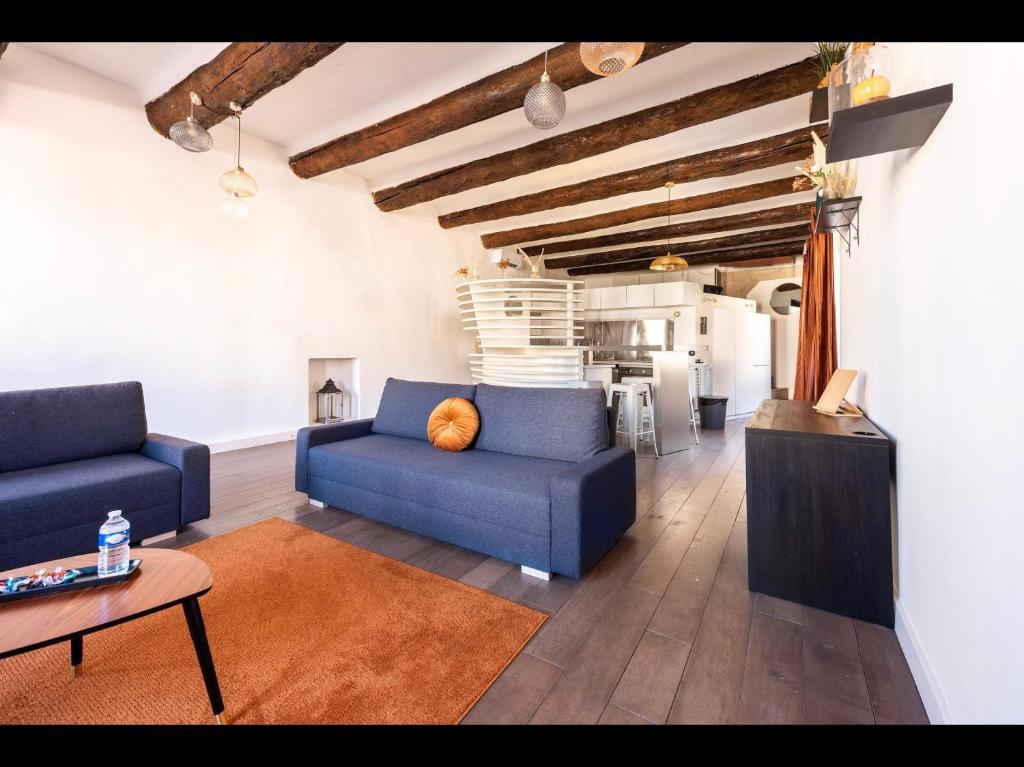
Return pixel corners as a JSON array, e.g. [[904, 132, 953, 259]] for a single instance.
[[307, 357, 359, 425]]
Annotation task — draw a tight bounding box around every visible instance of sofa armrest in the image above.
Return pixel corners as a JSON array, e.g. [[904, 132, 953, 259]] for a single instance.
[[550, 447, 636, 578], [140, 433, 210, 526], [295, 418, 375, 493]]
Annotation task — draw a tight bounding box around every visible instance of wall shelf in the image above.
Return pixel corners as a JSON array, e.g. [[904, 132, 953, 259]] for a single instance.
[[826, 83, 953, 163], [815, 196, 861, 256], [809, 87, 829, 123]]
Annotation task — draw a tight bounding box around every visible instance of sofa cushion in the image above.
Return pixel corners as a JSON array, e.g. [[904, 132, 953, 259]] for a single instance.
[[371, 378, 476, 442], [0, 453, 180, 542], [0, 382, 148, 473], [427, 397, 479, 452], [307, 433, 571, 536], [474, 383, 609, 462]]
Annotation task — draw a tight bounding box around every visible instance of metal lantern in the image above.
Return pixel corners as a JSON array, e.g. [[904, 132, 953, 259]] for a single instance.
[[168, 91, 213, 153], [524, 49, 566, 130], [316, 378, 346, 423]]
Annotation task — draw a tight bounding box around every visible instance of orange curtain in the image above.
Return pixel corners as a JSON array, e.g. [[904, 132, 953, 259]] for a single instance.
[[793, 210, 837, 401]]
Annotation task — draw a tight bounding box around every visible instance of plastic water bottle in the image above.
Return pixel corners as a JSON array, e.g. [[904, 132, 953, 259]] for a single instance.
[[98, 510, 131, 577]]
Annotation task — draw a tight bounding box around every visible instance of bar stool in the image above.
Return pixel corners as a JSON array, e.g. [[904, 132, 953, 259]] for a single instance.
[[620, 376, 658, 448], [625, 375, 700, 448], [607, 382, 659, 458]]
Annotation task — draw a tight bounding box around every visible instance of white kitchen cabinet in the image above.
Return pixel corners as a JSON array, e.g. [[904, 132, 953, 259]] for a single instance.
[[582, 288, 601, 311], [701, 293, 757, 312], [599, 286, 628, 309], [654, 281, 700, 307], [625, 284, 655, 308], [673, 305, 697, 346]]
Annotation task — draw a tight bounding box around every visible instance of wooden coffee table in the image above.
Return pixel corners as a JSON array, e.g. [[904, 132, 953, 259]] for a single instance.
[[0, 548, 226, 724]]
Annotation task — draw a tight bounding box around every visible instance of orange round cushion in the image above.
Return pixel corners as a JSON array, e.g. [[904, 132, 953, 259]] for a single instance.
[[427, 397, 480, 452]]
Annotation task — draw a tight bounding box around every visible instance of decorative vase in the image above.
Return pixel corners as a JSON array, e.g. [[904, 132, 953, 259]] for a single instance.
[[829, 44, 892, 116], [823, 161, 857, 200], [851, 44, 891, 107]]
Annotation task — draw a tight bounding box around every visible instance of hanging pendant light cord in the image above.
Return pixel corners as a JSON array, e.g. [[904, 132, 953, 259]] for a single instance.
[[666, 184, 673, 252], [543, 49, 549, 75], [235, 112, 242, 169]]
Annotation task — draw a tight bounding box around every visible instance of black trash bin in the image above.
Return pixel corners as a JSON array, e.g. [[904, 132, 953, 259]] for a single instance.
[[698, 395, 728, 430]]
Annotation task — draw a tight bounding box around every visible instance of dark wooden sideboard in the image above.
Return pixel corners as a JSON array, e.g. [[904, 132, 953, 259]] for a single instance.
[[745, 399, 894, 627]]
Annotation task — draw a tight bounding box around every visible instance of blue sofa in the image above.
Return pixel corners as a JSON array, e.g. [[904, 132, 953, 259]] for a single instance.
[[295, 379, 636, 578], [0, 381, 210, 570]]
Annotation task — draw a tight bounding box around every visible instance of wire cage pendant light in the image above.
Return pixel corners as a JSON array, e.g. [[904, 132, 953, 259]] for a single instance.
[[523, 49, 566, 129], [220, 102, 257, 220], [580, 43, 645, 77], [649, 181, 689, 272], [168, 91, 213, 152]]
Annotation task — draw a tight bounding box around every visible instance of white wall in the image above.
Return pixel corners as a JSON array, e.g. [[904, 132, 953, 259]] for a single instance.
[[838, 43, 1024, 723], [0, 46, 479, 449]]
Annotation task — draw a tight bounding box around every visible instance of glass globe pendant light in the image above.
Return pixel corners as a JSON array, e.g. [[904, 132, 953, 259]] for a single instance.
[[168, 91, 213, 152], [523, 49, 566, 129], [220, 101, 257, 220], [221, 193, 249, 221], [580, 43, 645, 76], [650, 182, 689, 272]]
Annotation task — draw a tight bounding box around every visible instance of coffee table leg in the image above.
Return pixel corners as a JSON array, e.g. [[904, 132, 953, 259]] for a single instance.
[[181, 596, 226, 724], [70, 635, 82, 678]]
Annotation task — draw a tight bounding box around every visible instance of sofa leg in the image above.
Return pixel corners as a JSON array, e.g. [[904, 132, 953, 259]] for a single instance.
[[521, 565, 553, 581], [309, 499, 326, 509], [142, 530, 178, 546]]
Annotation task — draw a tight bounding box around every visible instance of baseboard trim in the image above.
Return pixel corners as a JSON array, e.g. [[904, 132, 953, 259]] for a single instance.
[[521, 565, 553, 581], [894, 599, 951, 724], [209, 431, 297, 454]]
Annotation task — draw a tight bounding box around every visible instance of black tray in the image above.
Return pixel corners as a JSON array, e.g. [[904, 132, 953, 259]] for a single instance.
[[0, 559, 142, 603]]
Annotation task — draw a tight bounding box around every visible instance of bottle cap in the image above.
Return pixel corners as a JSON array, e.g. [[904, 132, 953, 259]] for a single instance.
[[108, 510, 121, 517]]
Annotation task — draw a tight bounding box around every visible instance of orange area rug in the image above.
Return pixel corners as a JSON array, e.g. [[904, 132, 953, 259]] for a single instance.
[[0, 517, 546, 724]]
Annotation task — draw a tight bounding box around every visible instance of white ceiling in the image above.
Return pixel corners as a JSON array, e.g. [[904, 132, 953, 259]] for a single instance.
[[19, 42, 818, 249]]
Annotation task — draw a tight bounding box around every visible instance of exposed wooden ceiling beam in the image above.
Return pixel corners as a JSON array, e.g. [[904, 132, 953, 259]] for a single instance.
[[145, 42, 343, 139], [522, 202, 812, 256], [565, 241, 805, 275], [481, 176, 815, 248], [720, 255, 796, 269], [289, 43, 688, 178], [373, 56, 820, 212], [444, 124, 826, 229], [0, 43, 8, 60], [544, 224, 809, 270]]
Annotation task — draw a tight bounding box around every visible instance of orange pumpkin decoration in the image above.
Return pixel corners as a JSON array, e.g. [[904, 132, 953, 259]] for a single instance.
[[427, 397, 480, 452]]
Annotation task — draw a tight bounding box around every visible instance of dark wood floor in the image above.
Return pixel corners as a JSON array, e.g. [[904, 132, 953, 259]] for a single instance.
[[157, 419, 928, 725]]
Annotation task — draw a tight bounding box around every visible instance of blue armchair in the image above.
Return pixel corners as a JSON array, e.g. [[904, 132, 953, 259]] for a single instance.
[[0, 382, 210, 570], [295, 379, 636, 579]]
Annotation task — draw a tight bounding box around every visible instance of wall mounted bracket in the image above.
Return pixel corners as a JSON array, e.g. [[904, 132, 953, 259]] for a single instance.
[[816, 196, 862, 257]]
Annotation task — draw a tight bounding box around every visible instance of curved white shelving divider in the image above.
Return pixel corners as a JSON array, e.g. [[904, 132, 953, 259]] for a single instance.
[[457, 278, 585, 387]]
